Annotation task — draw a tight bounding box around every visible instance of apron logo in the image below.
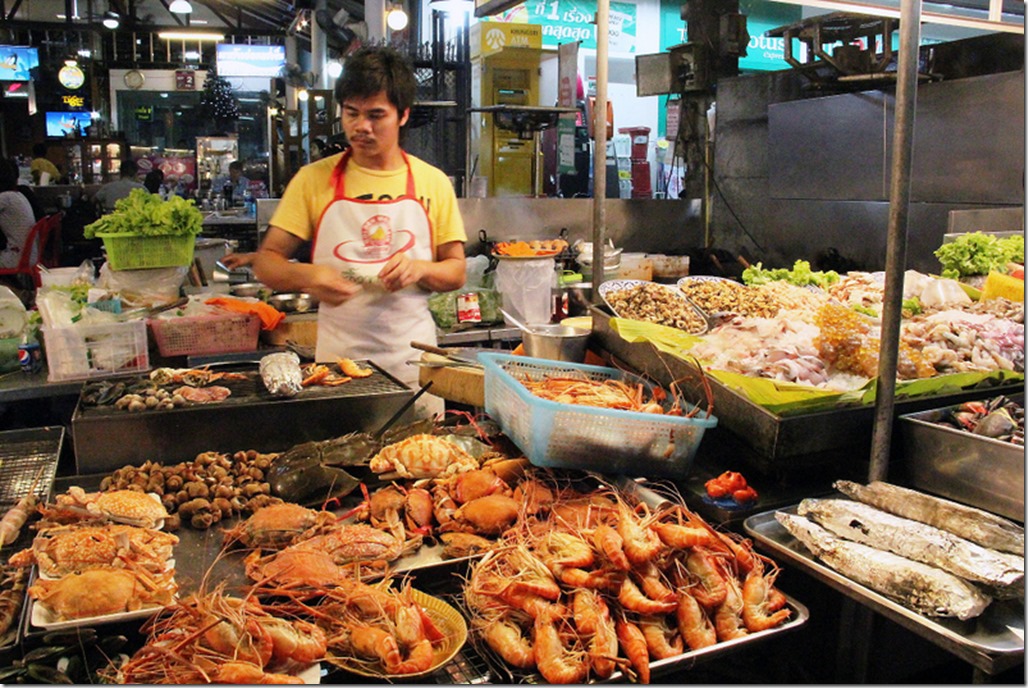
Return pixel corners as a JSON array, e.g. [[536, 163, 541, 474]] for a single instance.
[[360, 214, 393, 259]]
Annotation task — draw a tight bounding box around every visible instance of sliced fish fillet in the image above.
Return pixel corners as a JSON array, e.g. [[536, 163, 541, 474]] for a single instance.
[[834, 480, 1024, 556], [776, 512, 992, 621]]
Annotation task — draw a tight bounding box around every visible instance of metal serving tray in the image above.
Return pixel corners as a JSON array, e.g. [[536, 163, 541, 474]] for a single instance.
[[744, 505, 1025, 676], [71, 361, 415, 473], [898, 393, 1024, 522], [590, 305, 1025, 471]]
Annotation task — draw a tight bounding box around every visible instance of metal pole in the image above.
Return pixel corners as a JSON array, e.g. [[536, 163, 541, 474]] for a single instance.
[[591, 0, 610, 294], [868, 0, 922, 482]]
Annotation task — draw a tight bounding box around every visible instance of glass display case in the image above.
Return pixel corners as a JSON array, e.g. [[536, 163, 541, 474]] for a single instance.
[[63, 140, 125, 185]]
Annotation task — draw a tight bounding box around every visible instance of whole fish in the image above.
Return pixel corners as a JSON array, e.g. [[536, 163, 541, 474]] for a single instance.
[[834, 480, 1024, 556], [798, 497, 1024, 595], [776, 512, 992, 621]]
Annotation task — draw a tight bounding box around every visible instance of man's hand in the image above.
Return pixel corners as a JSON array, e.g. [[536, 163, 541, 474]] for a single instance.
[[378, 253, 426, 292], [220, 252, 256, 270], [304, 264, 364, 305]]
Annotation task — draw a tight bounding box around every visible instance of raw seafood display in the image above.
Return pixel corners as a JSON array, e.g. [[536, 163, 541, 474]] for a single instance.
[[605, 282, 708, 334]]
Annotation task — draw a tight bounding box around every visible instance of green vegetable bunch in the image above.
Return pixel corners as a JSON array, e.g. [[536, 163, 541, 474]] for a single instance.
[[84, 189, 203, 239], [741, 259, 840, 288], [934, 232, 1023, 279]]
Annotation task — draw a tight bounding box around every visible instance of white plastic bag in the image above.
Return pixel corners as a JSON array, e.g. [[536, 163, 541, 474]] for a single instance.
[[0, 285, 26, 339], [97, 264, 187, 308], [495, 257, 554, 326]]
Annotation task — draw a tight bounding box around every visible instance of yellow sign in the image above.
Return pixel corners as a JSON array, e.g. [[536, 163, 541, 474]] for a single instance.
[[470, 21, 542, 58], [58, 64, 85, 90], [61, 94, 85, 108]]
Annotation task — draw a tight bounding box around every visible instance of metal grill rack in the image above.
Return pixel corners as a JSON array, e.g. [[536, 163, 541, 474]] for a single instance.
[[0, 427, 64, 513]]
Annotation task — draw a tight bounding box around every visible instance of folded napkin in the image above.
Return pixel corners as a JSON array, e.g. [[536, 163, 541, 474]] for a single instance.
[[204, 296, 286, 331]]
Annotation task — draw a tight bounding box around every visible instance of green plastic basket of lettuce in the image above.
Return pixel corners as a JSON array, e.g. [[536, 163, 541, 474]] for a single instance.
[[85, 189, 204, 270]]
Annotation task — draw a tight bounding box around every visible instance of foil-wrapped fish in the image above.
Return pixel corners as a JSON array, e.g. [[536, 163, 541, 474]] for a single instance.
[[798, 497, 1024, 594], [776, 512, 992, 621], [260, 351, 303, 398], [834, 480, 1024, 556]]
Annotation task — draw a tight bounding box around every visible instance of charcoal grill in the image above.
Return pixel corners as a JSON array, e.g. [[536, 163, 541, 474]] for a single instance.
[[71, 361, 415, 474]]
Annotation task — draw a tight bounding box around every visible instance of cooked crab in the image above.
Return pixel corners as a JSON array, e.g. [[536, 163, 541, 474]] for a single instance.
[[368, 434, 479, 479], [43, 487, 169, 529], [28, 566, 178, 621], [9, 523, 178, 577], [223, 502, 337, 549]]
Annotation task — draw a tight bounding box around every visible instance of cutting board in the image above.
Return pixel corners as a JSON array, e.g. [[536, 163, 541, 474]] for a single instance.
[[417, 352, 484, 407], [261, 312, 318, 348]]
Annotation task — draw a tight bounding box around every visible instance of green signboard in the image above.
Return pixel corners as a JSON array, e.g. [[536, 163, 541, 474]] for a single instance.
[[487, 0, 639, 52]]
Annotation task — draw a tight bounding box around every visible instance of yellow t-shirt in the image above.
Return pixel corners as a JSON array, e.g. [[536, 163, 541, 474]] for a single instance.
[[269, 152, 466, 249], [30, 158, 60, 185]]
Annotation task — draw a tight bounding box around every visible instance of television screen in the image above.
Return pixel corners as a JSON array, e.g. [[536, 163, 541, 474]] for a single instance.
[[0, 46, 39, 82], [216, 44, 286, 77], [45, 111, 93, 138]]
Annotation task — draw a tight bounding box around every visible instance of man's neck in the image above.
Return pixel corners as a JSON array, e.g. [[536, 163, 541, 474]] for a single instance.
[[350, 147, 405, 171]]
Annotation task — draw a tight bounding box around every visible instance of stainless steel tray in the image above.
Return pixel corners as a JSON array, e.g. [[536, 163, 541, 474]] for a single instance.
[[590, 305, 1025, 470], [744, 505, 1025, 675], [898, 393, 1024, 522]]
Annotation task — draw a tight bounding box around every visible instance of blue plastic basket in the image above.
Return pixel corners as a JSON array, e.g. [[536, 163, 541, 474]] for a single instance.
[[481, 352, 717, 478]]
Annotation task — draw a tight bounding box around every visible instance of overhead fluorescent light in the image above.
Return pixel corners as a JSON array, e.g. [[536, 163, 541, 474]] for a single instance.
[[102, 11, 120, 29], [768, 0, 1023, 34], [169, 0, 193, 14], [158, 31, 225, 41]]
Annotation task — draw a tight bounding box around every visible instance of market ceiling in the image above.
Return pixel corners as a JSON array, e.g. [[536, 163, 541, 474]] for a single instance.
[[1, 0, 364, 36]]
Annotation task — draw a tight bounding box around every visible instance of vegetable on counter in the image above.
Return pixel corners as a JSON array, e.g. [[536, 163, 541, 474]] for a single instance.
[[84, 188, 204, 238], [934, 232, 1024, 279], [741, 259, 840, 288]]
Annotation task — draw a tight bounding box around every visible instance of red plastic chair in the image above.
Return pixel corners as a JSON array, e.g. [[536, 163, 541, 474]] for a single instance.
[[0, 211, 63, 288]]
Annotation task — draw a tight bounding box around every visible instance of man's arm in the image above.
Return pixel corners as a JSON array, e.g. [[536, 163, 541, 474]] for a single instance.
[[252, 226, 363, 306]]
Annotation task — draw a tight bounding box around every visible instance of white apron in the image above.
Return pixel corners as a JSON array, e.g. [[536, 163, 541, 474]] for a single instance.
[[311, 151, 437, 389]]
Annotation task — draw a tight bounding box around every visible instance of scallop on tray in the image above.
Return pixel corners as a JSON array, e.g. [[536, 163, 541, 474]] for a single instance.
[[598, 279, 709, 334]]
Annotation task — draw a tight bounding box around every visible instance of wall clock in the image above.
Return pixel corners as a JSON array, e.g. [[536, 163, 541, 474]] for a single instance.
[[124, 70, 146, 89]]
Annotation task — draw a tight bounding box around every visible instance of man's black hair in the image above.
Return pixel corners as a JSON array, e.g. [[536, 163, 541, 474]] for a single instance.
[[229, 160, 243, 173], [334, 46, 416, 121]]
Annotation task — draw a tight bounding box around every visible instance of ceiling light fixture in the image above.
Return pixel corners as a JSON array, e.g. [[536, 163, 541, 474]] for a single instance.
[[768, 0, 1023, 34], [102, 11, 120, 29], [428, 0, 474, 14], [386, 5, 409, 31], [158, 31, 225, 41], [326, 60, 344, 79], [169, 0, 193, 14], [297, 89, 310, 102]]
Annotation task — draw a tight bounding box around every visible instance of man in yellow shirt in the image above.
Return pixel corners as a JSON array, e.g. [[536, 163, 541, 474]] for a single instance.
[[30, 144, 60, 186], [254, 46, 467, 418]]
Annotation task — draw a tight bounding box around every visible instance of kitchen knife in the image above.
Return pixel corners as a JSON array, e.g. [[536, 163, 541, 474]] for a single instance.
[[409, 341, 485, 367]]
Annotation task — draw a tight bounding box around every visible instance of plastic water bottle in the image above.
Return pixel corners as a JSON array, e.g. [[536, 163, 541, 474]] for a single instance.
[[243, 188, 255, 216]]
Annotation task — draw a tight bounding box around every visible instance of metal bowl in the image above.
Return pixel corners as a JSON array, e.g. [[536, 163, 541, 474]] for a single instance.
[[267, 293, 317, 313], [230, 282, 267, 298], [522, 324, 590, 362]]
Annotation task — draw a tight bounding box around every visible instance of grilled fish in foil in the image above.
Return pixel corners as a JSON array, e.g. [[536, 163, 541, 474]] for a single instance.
[[260, 351, 303, 398], [798, 497, 1024, 597], [834, 480, 1024, 556], [776, 512, 992, 621]]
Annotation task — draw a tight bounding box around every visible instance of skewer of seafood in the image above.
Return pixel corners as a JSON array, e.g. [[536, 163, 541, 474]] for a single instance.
[[833, 480, 1025, 556], [0, 466, 45, 546], [776, 512, 991, 621], [0, 565, 26, 638], [798, 497, 1024, 596]]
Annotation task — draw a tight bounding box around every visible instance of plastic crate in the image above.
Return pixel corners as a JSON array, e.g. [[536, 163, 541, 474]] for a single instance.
[[42, 320, 150, 382], [149, 311, 261, 357], [481, 352, 717, 478], [98, 233, 196, 270]]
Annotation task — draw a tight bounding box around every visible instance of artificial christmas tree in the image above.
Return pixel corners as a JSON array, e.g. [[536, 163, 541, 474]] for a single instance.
[[198, 65, 241, 131]]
